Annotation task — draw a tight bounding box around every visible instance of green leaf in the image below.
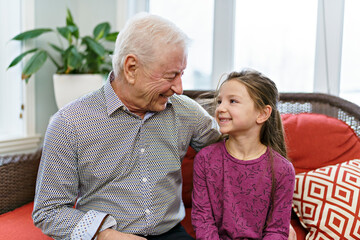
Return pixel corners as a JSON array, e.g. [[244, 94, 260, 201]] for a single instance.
[[68, 25, 79, 39], [65, 8, 79, 39], [12, 28, 52, 41], [49, 43, 64, 54], [21, 50, 48, 80], [57, 26, 72, 42], [83, 37, 105, 56], [65, 46, 83, 73], [7, 48, 38, 69], [105, 32, 119, 42], [93, 22, 110, 41], [66, 8, 75, 26]]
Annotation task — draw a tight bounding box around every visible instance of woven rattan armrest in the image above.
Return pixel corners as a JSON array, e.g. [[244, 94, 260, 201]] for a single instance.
[[0, 148, 42, 214]]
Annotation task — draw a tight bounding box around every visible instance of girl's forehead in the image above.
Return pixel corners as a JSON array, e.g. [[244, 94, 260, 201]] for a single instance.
[[220, 79, 247, 92]]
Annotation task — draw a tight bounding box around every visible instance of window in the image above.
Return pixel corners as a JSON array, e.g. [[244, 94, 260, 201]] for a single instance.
[[0, 0, 40, 154], [234, 0, 318, 93], [148, 0, 214, 89], [340, 0, 360, 106], [0, 0, 23, 140]]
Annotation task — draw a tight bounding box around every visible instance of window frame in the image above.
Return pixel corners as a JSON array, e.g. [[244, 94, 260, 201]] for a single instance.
[[0, 0, 41, 155]]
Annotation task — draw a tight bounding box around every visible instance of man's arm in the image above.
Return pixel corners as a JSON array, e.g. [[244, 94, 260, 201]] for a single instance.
[[188, 98, 221, 151], [32, 112, 112, 239]]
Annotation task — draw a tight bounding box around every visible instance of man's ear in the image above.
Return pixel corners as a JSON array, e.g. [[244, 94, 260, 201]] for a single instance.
[[257, 105, 272, 124], [123, 54, 138, 85]]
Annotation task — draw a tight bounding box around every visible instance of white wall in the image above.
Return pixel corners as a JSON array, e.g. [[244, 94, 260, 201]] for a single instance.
[[34, 0, 118, 137]]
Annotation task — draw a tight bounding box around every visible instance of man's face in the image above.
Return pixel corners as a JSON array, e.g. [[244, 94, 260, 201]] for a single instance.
[[133, 44, 187, 113]]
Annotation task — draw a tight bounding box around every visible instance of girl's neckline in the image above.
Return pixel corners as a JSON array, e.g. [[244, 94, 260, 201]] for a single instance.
[[225, 139, 268, 161]]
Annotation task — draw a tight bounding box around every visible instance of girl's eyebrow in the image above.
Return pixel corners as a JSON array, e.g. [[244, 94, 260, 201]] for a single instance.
[[226, 94, 242, 99]]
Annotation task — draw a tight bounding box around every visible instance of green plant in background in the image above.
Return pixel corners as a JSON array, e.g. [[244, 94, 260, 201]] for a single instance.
[[7, 8, 119, 83]]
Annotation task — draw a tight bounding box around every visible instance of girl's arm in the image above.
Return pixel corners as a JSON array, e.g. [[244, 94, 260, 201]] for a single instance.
[[263, 162, 296, 240], [191, 152, 221, 240]]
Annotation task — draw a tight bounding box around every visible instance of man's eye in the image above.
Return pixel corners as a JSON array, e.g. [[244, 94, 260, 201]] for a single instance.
[[165, 74, 176, 80]]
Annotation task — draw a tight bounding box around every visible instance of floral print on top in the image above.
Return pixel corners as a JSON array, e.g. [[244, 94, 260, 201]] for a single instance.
[[191, 140, 295, 240]]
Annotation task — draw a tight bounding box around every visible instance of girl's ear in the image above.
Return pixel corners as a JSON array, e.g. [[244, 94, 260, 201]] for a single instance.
[[123, 54, 138, 85], [257, 105, 272, 124]]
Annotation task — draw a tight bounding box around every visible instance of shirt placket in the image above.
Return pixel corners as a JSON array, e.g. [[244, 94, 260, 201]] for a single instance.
[[138, 120, 153, 235]]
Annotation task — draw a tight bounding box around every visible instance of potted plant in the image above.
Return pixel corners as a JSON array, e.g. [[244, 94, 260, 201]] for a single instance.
[[7, 8, 119, 108]]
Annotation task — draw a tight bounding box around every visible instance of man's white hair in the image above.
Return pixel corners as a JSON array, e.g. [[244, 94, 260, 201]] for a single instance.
[[112, 12, 190, 77]]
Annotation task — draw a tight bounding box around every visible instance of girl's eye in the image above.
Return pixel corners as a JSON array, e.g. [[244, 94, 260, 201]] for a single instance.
[[230, 99, 237, 103], [216, 100, 222, 105]]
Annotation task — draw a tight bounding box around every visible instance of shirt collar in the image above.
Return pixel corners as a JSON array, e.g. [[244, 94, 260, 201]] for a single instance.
[[104, 71, 125, 116]]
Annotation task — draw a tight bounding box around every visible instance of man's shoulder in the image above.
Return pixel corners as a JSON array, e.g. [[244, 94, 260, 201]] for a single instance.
[[169, 94, 212, 116], [170, 94, 199, 107], [56, 88, 106, 121]]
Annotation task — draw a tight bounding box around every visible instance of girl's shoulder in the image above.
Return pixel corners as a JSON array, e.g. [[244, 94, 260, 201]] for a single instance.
[[271, 149, 295, 176], [198, 140, 225, 154], [196, 141, 226, 161]]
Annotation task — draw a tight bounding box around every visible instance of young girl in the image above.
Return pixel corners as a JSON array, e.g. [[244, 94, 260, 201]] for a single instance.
[[191, 69, 295, 240]]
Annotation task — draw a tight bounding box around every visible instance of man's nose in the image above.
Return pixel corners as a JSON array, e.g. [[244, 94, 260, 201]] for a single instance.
[[171, 75, 183, 95]]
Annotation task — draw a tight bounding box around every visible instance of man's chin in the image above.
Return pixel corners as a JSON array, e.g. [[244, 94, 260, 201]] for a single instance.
[[150, 102, 168, 112]]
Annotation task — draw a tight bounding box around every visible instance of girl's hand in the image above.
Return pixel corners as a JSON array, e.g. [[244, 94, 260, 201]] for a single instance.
[[97, 229, 147, 240]]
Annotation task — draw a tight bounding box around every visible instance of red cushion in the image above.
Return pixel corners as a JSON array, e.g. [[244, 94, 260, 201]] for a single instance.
[[181, 207, 196, 238], [181, 146, 197, 208], [282, 113, 360, 174], [0, 202, 53, 239], [291, 216, 308, 240]]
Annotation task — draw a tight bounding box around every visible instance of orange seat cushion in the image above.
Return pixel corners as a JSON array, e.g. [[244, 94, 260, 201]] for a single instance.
[[0, 202, 52, 240]]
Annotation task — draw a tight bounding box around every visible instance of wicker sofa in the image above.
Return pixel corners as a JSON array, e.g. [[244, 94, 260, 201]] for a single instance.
[[1, 92, 360, 239]]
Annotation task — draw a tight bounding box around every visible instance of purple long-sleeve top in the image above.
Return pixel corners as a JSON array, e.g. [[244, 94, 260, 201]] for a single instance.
[[191, 140, 295, 240]]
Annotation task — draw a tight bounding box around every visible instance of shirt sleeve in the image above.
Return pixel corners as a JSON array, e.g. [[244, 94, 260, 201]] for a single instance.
[[191, 151, 221, 240], [71, 211, 117, 240], [262, 160, 296, 240], [32, 111, 115, 239], [189, 99, 221, 151]]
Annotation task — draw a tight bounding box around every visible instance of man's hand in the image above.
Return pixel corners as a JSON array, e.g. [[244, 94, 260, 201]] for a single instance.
[[97, 229, 147, 240], [288, 224, 297, 240]]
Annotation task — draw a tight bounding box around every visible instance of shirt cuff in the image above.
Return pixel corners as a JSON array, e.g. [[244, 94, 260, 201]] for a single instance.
[[70, 210, 117, 240], [94, 215, 117, 239]]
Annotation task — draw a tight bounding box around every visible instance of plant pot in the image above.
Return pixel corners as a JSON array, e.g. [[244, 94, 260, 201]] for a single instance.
[[53, 74, 105, 109]]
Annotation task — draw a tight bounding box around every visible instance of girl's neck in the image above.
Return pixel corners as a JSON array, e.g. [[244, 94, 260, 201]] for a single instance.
[[225, 137, 267, 161]]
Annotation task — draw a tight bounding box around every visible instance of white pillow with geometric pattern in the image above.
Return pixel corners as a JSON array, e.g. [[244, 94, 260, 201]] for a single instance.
[[292, 159, 360, 240]]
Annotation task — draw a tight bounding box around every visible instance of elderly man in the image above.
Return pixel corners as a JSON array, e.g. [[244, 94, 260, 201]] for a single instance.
[[33, 12, 220, 240]]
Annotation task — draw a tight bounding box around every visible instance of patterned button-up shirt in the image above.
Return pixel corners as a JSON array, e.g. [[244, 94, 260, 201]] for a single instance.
[[32, 72, 220, 240]]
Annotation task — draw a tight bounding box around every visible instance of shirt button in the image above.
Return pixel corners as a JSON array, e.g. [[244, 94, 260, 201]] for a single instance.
[[142, 177, 147, 182], [145, 209, 151, 214], [140, 148, 145, 153]]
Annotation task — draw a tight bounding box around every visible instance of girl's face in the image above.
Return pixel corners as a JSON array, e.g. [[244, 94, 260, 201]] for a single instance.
[[215, 79, 262, 137]]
